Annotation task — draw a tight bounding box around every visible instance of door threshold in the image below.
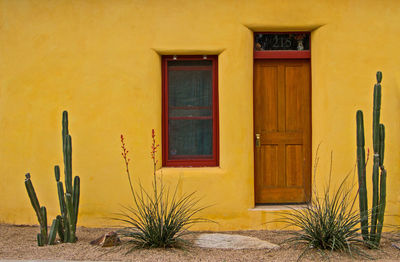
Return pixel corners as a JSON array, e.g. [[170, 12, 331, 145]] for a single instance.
[[249, 204, 308, 211]]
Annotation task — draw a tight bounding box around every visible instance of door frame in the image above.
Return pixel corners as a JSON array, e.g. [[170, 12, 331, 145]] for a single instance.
[[253, 32, 312, 205]]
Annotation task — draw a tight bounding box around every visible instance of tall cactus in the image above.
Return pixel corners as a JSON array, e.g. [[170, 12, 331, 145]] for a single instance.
[[24, 110, 80, 245], [356, 71, 387, 247], [356, 111, 368, 241], [58, 110, 80, 243]]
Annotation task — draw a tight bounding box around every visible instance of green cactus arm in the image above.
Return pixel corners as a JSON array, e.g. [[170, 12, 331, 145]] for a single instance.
[[72, 176, 80, 226], [370, 157, 380, 242], [356, 111, 365, 147], [356, 110, 369, 241], [37, 233, 44, 247], [376, 71, 382, 84], [62, 111, 69, 192], [62, 110, 69, 142], [54, 166, 60, 182], [24, 174, 43, 226], [56, 215, 64, 242], [48, 219, 59, 245], [375, 168, 387, 246], [379, 124, 385, 166], [64, 135, 73, 194], [63, 135, 68, 187], [40, 206, 48, 244], [56, 181, 67, 217], [58, 186, 70, 243], [65, 193, 76, 242], [65, 193, 74, 224], [372, 83, 381, 154], [63, 216, 70, 243]]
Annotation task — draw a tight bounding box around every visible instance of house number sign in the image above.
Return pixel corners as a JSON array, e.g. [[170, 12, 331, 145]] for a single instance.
[[254, 33, 310, 51]]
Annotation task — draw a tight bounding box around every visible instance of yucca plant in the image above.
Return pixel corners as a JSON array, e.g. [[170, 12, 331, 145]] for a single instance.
[[276, 153, 367, 260], [115, 130, 208, 250]]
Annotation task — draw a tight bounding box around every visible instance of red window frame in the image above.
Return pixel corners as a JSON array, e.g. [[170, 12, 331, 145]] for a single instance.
[[162, 55, 219, 167], [254, 32, 311, 59]]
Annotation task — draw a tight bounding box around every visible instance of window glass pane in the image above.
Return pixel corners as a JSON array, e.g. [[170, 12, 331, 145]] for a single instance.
[[168, 67, 212, 108], [254, 33, 310, 51], [168, 119, 213, 157], [167, 59, 214, 159]]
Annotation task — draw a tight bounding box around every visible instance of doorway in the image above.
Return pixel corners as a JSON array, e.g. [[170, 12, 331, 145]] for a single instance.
[[254, 59, 311, 204]]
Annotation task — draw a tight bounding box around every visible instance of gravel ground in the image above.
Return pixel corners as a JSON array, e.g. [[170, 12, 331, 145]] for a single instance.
[[1, 224, 400, 261]]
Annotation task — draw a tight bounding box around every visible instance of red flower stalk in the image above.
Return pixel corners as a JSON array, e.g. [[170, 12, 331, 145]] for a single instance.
[[121, 134, 130, 164], [120, 134, 134, 196], [120, 131, 160, 198], [151, 129, 160, 165]]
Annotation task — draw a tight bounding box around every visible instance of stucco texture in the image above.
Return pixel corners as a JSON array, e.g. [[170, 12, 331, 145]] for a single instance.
[[0, 0, 399, 231]]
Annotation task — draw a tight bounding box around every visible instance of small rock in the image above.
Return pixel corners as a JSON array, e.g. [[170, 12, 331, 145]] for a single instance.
[[195, 233, 279, 250], [392, 242, 400, 250], [90, 231, 121, 247]]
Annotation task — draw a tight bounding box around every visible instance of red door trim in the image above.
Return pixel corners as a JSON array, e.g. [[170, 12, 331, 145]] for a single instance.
[[254, 50, 310, 59]]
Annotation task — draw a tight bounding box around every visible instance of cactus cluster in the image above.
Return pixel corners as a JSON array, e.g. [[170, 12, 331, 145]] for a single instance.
[[356, 71, 387, 247], [24, 111, 80, 246]]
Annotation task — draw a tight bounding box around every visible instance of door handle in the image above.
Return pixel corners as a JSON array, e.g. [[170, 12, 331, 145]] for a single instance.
[[255, 133, 261, 147]]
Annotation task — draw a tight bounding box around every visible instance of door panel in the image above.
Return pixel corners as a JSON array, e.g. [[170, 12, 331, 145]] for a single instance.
[[254, 59, 311, 204], [254, 65, 278, 132], [286, 145, 303, 187], [285, 66, 304, 131], [260, 145, 278, 187]]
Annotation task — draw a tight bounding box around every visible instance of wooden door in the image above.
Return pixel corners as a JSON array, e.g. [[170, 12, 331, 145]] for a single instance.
[[254, 59, 311, 204]]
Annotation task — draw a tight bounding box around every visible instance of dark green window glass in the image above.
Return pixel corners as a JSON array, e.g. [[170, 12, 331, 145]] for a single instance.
[[167, 60, 213, 159], [254, 33, 310, 51]]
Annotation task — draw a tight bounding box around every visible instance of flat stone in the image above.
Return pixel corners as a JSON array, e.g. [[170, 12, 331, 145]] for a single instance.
[[392, 242, 400, 250], [194, 233, 279, 250]]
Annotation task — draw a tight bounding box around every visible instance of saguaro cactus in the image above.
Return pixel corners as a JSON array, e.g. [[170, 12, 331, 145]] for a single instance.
[[24, 110, 80, 245], [356, 71, 387, 247]]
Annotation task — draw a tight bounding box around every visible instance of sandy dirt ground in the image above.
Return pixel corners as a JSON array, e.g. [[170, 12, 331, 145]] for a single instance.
[[1, 224, 400, 261]]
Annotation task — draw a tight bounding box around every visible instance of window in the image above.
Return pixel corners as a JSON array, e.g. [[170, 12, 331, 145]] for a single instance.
[[162, 55, 219, 167], [254, 33, 310, 51], [254, 32, 311, 59]]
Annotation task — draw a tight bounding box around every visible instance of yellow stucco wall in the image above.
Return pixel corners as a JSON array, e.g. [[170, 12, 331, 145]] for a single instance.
[[0, 0, 399, 231]]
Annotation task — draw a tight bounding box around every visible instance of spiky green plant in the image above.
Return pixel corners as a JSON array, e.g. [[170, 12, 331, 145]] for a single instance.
[[356, 71, 387, 247], [272, 148, 374, 260], [115, 131, 208, 250], [24, 110, 80, 245], [276, 171, 368, 260]]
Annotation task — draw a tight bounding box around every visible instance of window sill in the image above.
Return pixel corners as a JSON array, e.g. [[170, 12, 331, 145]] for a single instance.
[[156, 166, 225, 176], [249, 204, 308, 211]]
